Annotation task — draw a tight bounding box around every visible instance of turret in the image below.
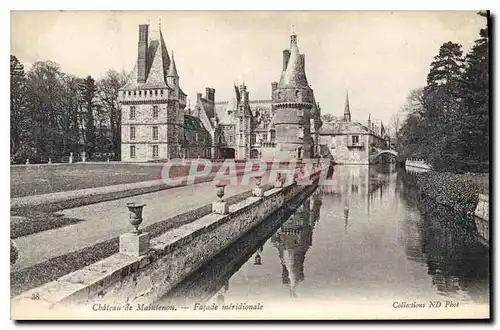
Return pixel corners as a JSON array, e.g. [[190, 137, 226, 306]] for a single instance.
[[272, 32, 315, 159], [167, 51, 179, 88]]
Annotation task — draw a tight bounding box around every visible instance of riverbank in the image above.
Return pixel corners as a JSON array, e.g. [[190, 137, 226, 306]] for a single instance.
[[413, 171, 489, 214]]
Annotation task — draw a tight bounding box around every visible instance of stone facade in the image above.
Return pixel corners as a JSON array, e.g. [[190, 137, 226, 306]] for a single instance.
[[119, 24, 207, 162], [119, 25, 321, 162], [191, 33, 322, 162], [319, 93, 389, 165]]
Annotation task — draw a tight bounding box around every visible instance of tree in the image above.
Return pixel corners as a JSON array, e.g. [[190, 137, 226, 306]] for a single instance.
[[10, 55, 28, 157], [79, 75, 98, 157], [60, 74, 83, 154], [98, 70, 128, 159], [25, 60, 67, 160], [321, 113, 336, 123], [458, 12, 489, 166], [420, 42, 465, 169]]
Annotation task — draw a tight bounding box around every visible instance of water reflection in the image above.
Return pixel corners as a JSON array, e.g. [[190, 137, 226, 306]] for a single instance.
[[161, 188, 320, 305], [397, 170, 489, 303], [160, 165, 488, 307], [271, 193, 319, 298]]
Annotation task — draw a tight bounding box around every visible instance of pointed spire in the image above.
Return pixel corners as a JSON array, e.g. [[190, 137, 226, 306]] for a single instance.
[[167, 51, 178, 77], [344, 90, 351, 122]]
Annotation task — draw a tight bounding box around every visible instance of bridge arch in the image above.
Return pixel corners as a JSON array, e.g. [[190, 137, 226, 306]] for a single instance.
[[369, 148, 398, 163]]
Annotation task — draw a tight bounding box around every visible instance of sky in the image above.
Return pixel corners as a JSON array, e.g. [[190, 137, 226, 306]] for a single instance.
[[10, 11, 486, 125]]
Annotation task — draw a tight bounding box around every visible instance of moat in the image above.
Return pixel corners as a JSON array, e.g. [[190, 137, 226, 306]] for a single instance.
[[160, 165, 489, 309]]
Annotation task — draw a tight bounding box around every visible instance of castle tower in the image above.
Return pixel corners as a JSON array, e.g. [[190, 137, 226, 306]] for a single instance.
[[119, 24, 187, 162], [236, 83, 253, 160], [344, 90, 351, 122], [272, 33, 315, 160]]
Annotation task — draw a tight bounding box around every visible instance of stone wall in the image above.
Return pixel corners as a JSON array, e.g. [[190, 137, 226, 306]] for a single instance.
[[12, 169, 321, 310]]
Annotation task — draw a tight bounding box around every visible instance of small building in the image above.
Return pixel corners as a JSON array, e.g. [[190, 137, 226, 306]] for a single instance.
[[319, 92, 388, 165]]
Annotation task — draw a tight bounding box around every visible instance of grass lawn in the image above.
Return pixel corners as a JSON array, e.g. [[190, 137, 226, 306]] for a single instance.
[[10, 162, 247, 198]]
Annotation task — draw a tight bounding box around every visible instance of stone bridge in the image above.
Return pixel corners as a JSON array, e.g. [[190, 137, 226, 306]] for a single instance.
[[369, 147, 398, 163]]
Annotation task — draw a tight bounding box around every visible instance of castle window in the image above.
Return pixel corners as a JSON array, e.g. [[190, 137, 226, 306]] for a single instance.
[[295, 90, 300, 97], [129, 106, 136, 120], [160, 89, 164, 95], [139, 91, 142, 96], [130, 126, 136, 140], [133, 91, 136, 96], [149, 90, 153, 96], [152, 145, 159, 158], [195, 132, 199, 142], [352, 135, 360, 145], [263, 133, 268, 141], [153, 106, 159, 119], [130, 145, 136, 158], [152, 126, 158, 140], [128, 91, 131, 96], [297, 127, 304, 139], [297, 109, 304, 117], [278, 92, 282, 99], [155, 90, 158, 96]]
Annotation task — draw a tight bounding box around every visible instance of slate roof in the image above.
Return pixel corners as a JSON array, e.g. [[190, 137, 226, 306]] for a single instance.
[[120, 29, 179, 91], [278, 35, 309, 89], [319, 121, 370, 135], [184, 115, 206, 131]]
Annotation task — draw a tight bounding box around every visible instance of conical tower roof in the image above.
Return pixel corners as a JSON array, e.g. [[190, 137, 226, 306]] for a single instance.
[[278, 34, 309, 89], [167, 51, 178, 77]]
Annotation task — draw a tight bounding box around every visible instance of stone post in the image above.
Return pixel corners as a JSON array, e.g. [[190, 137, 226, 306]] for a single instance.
[[25, 159, 30, 165], [69, 152, 73, 164], [81, 151, 86, 162], [252, 176, 264, 197], [120, 203, 150, 257], [212, 184, 229, 214], [48, 158, 52, 164], [274, 173, 284, 188]]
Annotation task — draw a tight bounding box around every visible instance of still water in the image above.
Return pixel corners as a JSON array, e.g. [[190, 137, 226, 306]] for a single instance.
[[162, 165, 489, 311]]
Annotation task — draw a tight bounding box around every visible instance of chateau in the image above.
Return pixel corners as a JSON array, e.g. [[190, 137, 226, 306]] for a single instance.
[[119, 24, 322, 162], [118, 23, 388, 163]]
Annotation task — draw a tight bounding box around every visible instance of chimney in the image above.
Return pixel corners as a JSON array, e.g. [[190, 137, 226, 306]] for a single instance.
[[283, 50, 291, 71], [271, 82, 278, 92], [137, 24, 149, 84], [210, 88, 216, 102], [205, 88, 215, 103], [197, 93, 202, 101]]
